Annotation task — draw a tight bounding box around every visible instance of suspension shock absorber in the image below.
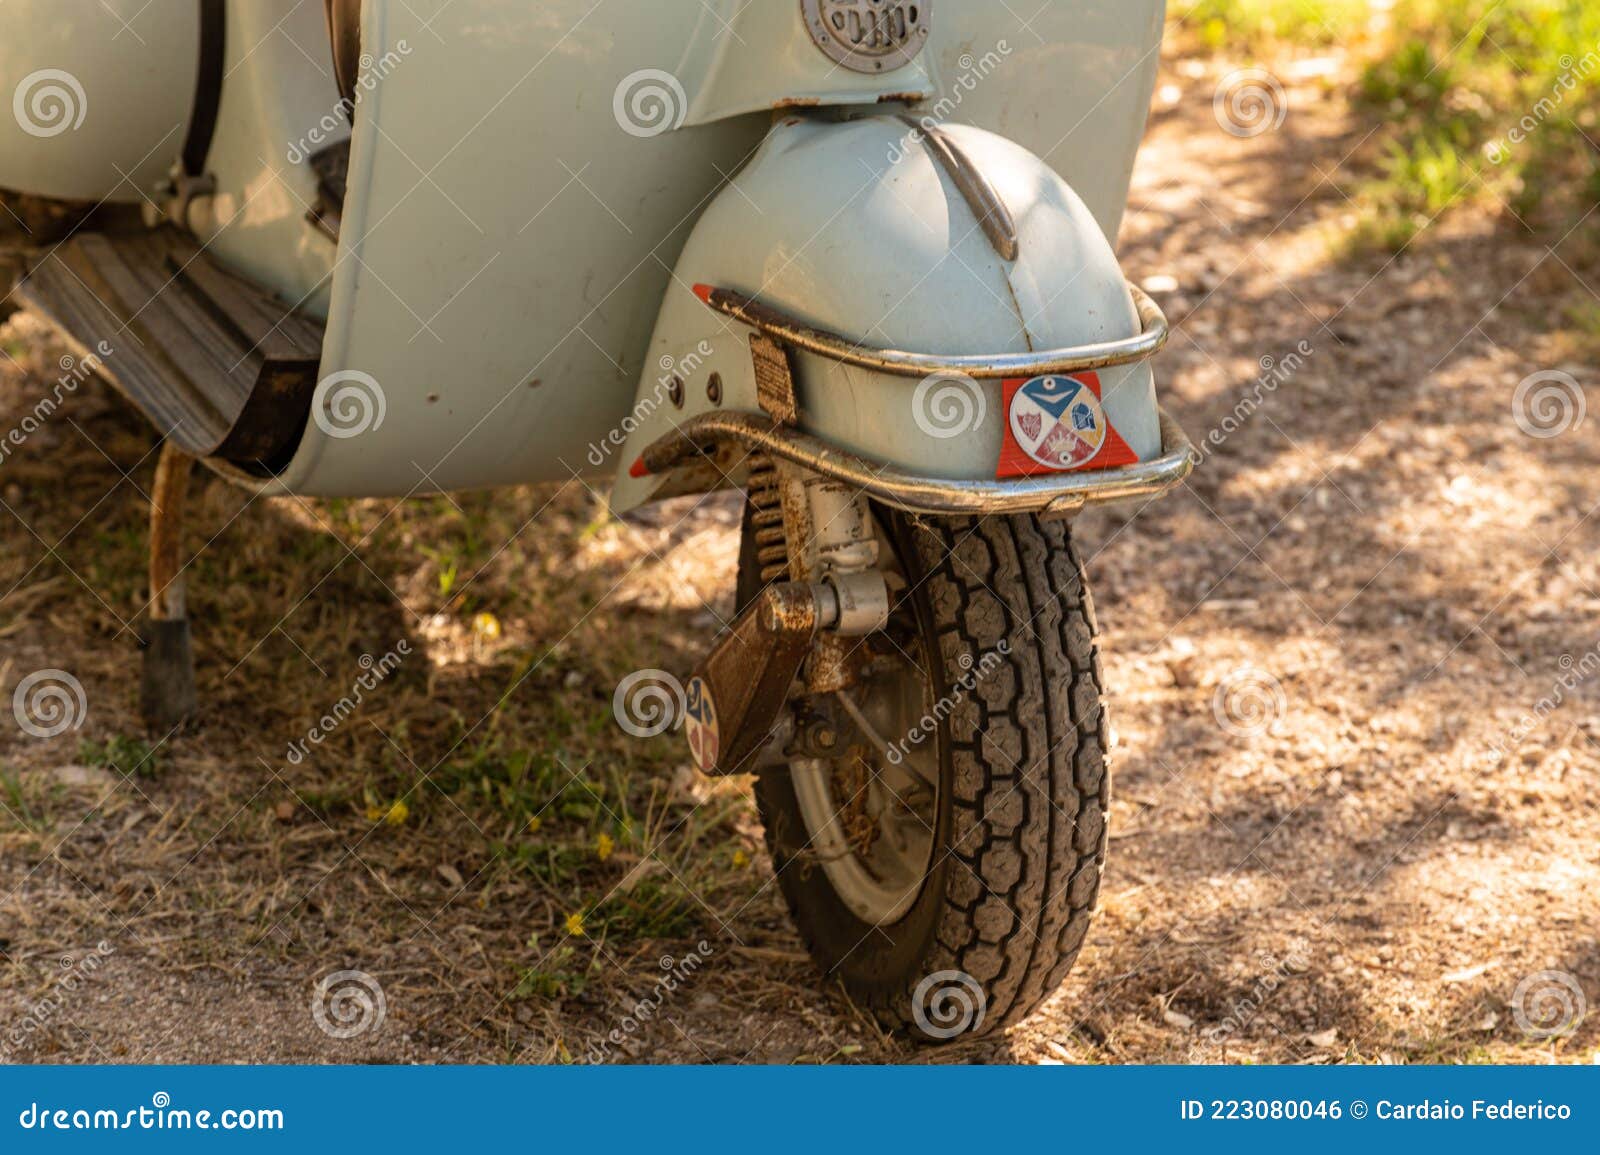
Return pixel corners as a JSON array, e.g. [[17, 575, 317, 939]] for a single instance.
[[686, 464, 895, 776], [747, 454, 790, 584]]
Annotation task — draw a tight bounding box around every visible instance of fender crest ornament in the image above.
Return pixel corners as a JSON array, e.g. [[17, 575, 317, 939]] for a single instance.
[[998, 372, 1140, 479], [684, 676, 721, 774], [802, 0, 932, 74]]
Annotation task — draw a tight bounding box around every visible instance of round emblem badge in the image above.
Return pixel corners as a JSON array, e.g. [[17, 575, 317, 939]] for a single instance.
[[684, 676, 720, 774], [1007, 375, 1110, 471], [802, 0, 933, 74]]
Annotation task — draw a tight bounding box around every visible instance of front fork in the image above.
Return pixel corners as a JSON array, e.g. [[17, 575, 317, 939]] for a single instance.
[[684, 460, 894, 776]]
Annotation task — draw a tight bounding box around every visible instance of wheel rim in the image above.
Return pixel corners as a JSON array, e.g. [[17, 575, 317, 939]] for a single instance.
[[789, 638, 941, 926]]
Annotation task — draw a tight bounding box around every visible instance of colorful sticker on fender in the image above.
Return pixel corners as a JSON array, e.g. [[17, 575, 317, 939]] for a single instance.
[[997, 372, 1138, 479], [684, 676, 720, 773]]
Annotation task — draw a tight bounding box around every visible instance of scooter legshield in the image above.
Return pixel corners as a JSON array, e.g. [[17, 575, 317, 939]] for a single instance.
[[0, 1, 200, 204], [609, 114, 1167, 516]]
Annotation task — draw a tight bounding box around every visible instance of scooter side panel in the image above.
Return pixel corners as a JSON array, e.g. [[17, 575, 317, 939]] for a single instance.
[[278, 0, 1162, 499], [275, 0, 771, 498], [0, 1, 197, 204]]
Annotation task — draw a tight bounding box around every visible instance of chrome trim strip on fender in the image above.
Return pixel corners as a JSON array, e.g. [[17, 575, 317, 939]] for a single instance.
[[633, 409, 1196, 517], [692, 281, 1169, 380], [906, 117, 1019, 262]]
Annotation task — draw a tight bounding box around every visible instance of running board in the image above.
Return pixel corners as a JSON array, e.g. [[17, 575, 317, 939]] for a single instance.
[[12, 228, 324, 467]]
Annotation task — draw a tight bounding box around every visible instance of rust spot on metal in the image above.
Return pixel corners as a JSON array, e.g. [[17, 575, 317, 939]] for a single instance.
[[759, 584, 821, 638], [805, 633, 864, 695], [148, 442, 195, 623], [751, 333, 800, 426]]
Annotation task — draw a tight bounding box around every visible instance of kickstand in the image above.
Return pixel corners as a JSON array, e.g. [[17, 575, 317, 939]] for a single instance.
[[140, 441, 197, 732]]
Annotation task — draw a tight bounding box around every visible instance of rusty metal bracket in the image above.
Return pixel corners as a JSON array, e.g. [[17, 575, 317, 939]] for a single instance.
[[140, 441, 198, 731], [750, 331, 800, 426], [686, 583, 822, 777]]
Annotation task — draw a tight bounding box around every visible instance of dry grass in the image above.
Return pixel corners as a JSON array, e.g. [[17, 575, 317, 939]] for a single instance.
[[1, 37, 1597, 1065]]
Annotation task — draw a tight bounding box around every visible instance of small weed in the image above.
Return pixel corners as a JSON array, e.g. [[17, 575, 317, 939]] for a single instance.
[[513, 938, 592, 1000], [0, 767, 42, 831], [79, 733, 161, 779]]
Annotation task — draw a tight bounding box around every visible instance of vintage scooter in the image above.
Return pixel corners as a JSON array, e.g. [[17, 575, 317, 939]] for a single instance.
[[0, 1, 1192, 1040]]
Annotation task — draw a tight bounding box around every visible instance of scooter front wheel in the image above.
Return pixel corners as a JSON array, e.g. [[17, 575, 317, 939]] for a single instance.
[[742, 509, 1110, 1042]]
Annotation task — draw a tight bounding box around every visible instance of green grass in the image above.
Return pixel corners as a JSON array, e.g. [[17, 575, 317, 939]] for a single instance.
[[1172, 0, 1373, 50], [1353, 0, 1600, 248], [0, 766, 43, 831], [78, 733, 161, 779], [1173, 0, 1600, 254]]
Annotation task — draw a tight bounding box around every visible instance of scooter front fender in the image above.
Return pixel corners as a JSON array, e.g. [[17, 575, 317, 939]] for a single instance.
[[609, 114, 1192, 517]]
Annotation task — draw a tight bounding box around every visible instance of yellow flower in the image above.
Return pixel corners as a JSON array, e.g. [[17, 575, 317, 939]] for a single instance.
[[595, 833, 615, 862], [472, 612, 503, 641], [525, 816, 542, 834], [366, 799, 409, 825], [732, 849, 750, 869], [565, 911, 587, 937]]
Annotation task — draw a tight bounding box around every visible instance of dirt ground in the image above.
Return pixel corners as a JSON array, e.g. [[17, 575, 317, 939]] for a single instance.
[[1, 48, 1597, 1066]]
